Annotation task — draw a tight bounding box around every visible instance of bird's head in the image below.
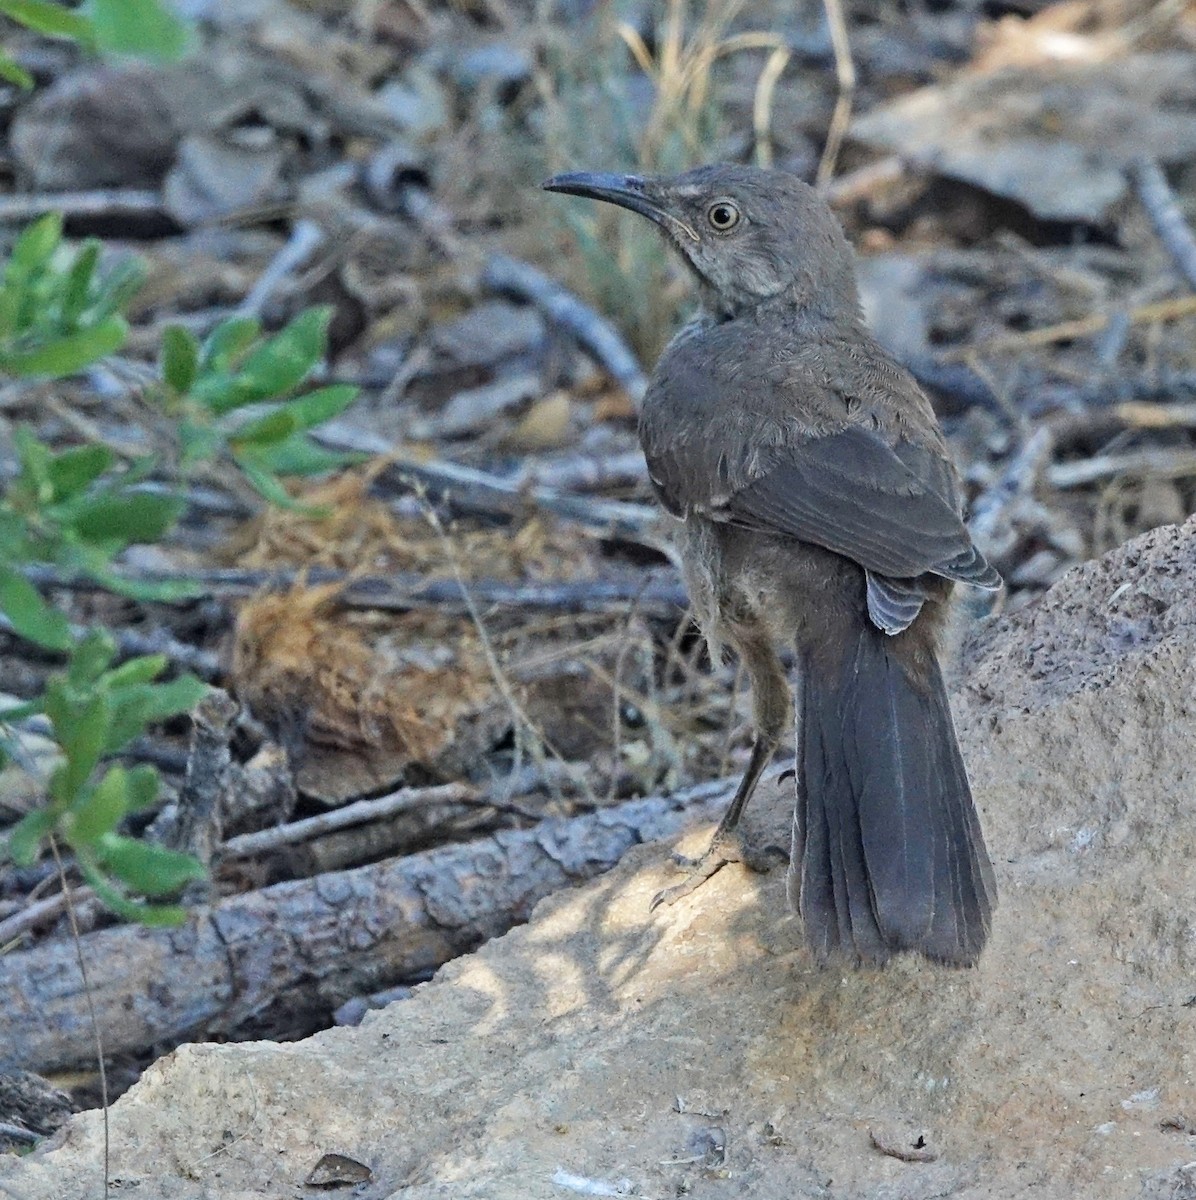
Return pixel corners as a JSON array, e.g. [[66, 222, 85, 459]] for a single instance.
[[543, 163, 860, 321]]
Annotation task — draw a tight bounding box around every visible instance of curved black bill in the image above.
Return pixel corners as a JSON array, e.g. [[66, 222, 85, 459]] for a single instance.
[[541, 171, 698, 243], [542, 171, 657, 217]]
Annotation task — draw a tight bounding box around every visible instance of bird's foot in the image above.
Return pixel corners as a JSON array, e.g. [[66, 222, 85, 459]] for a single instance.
[[649, 831, 786, 911]]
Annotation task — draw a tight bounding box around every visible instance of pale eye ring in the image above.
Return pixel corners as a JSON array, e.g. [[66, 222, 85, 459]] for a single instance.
[[706, 201, 740, 231]]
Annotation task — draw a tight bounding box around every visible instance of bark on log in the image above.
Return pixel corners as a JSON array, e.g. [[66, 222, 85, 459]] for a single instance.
[[0, 779, 735, 1074]]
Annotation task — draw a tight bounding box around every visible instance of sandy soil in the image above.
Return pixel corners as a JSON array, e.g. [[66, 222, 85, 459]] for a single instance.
[[4, 516, 1195, 1200]]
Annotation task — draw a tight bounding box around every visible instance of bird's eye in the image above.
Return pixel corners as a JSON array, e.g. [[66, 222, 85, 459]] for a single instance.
[[706, 201, 740, 231]]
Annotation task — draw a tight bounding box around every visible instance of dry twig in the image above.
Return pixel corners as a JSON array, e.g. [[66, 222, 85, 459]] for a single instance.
[[483, 253, 648, 405], [1128, 158, 1196, 292], [220, 782, 479, 860]]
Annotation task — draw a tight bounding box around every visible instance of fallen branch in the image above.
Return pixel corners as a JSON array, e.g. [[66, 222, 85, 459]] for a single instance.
[[1128, 158, 1196, 291], [317, 421, 661, 539], [1047, 446, 1196, 489], [483, 253, 648, 405], [0, 188, 164, 225], [0, 886, 96, 948], [0, 608, 221, 679], [0, 778, 735, 1072], [220, 782, 479, 860], [20, 564, 688, 618]]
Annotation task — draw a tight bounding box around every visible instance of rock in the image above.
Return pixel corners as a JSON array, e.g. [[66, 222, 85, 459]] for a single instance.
[[4, 518, 1196, 1199], [447, 41, 533, 102], [851, 52, 1196, 223]]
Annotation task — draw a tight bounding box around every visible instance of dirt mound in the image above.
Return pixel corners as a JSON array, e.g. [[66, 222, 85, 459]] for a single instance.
[[5, 517, 1195, 1200]]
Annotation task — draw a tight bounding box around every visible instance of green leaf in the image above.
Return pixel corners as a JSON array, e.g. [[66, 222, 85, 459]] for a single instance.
[[76, 857, 188, 925], [66, 629, 117, 685], [89, 255, 145, 322], [104, 673, 204, 752], [199, 315, 261, 374], [0, 564, 73, 651], [228, 407, 297, 449], [69, 765, 130, 844], [46, 443, 115, 501], [45, 686, 110, 803], [61, 240, 101, 325], [285, 383, 358, 430], [86, 0, 190, 61], [13, 425, 53, 500], [235, 455, 326, 513], [0, 0, 95, 41], [71, 490, 183, 544], [0, 53, 34, 89], [104, 654, 167, 689], [257, 433, 363, 477], [161, 324, 199, 394], [63, 552, 199, 602], [177, 419, 222, 467], [4, 809, 56, 866], [5, 212, 61, 281], [124, 763, 160, 812], [96, 834, 204, 897], [3, 316, 128, 377], [211, 307, 330, 414], [137, 673, 206, 723], [0, 698, 40, 724]]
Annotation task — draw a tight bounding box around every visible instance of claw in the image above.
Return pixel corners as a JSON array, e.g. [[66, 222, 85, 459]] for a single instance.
[[648, 833, 786, 912]]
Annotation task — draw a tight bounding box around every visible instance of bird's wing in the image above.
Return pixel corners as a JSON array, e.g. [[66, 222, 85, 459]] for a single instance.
[[645, 421, 998, 589], [638, 323, 999, 600], [721, 426, 998, 586]]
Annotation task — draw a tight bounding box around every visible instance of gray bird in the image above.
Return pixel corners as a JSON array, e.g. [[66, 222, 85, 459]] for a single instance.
[[543, 163, 1000, 966]]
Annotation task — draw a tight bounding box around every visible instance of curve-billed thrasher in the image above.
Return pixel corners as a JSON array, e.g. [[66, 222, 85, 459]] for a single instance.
[[543, 164, 1000, 966]]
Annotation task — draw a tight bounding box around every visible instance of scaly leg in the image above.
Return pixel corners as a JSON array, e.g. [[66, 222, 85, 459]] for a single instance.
[[650, 628, 791, 911]]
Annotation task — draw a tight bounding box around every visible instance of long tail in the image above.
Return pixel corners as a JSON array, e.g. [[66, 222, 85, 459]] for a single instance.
[[788, 629, 996, 966]]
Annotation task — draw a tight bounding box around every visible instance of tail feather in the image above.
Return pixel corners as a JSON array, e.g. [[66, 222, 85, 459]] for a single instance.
[[787, 630, 995, 966]]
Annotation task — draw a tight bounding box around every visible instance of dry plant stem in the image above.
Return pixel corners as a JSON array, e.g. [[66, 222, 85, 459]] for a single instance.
[[220, 782, 479, 860], [969, 426, 1054, 555], [483, 253, 648, 404], [416, 491, 593, 806], [16, 564, 689, 619], [1113, 401, 1196, 428], [945, 294, 1196, 361], [1047, 446, 1196, 489], [0, 188, 163, 224], [0, 887, 97, 947], [49, 837, 108, 1200], [0, 778, 736, 1073], [0, 1122, 39, 1145], [317, 420, 661, 540], [164, 691, 239, 883], [752, 46, 792, 169], [237, 219, 325, 317], [515, 449, 647, 493], [1128, 158, 1196, 291], [0, 602, 222, 679], [816, 0, 856, 188]]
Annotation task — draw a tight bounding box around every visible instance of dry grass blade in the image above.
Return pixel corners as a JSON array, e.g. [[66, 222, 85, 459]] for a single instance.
[[816, 0, 856, 187], [752, 45, 792, 169], [414, 489, 596, 806], [49, 837, 108, 1200], [946, 294, 1196, 360]]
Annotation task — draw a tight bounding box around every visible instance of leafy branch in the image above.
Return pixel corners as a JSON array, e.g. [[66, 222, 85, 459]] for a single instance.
[[0, 213, 361, 923]]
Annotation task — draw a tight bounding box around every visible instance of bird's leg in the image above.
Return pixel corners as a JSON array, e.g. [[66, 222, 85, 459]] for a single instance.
[[651, 632, 791, 911]]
